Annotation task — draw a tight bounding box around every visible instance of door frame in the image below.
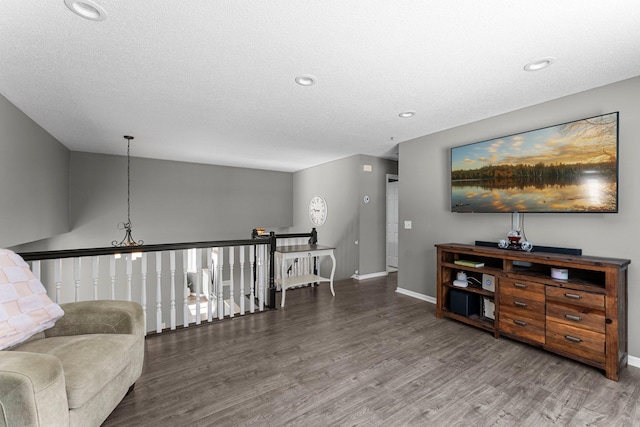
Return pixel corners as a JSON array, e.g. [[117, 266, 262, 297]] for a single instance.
[[386, 174, 399, 272]]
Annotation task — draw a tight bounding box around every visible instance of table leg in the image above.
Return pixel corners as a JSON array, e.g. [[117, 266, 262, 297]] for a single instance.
[[281, 254, 286, 307], [329, 251, 336, 296]]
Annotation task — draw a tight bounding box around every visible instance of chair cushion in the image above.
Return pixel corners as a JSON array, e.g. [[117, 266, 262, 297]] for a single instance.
[[12, 333, 139, 409], [0, 249, 64, 350]]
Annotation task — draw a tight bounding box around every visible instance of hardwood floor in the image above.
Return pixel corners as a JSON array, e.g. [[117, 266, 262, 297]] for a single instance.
[[104, 273, 640, 426]]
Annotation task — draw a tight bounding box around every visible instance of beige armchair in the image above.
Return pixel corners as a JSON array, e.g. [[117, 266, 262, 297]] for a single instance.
[[0, 300, 145, 427]]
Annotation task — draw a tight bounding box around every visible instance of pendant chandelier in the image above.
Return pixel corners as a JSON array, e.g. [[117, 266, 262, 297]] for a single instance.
[[112, 135, 144, 247]]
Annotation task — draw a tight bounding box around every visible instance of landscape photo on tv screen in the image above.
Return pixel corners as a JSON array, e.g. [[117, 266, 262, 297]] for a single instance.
[[451, 112, 619, 213]]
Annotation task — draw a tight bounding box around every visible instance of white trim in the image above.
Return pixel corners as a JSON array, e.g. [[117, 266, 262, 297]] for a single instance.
[[628, 355, 640, 368], [396, 287, 436, 304], [352, 271, 388, 281]]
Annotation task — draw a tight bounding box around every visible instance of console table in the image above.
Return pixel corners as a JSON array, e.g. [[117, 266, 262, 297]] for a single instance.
[[275, 244, 336, 307], [435, 243, 630, 381]]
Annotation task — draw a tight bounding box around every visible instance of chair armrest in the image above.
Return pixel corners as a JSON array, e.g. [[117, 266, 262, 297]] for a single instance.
[[0, 352, 69, 426], [45, 300, 144, 338]]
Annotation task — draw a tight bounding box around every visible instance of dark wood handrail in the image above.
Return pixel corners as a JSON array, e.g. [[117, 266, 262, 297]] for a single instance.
[[251, 228, 317, 243], [18, 239, 263, 261]]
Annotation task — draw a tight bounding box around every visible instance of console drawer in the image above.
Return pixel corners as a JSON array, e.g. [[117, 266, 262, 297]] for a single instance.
[[500, 310, 545, 344], [546, 302, 605, 334], [500, 295, 545, 321], [500, 279, 545, 302], [546, 286, 604, 310], [546, 319, 605, 363]]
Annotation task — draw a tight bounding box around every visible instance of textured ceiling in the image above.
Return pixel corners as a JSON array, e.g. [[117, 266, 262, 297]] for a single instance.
[[1, 1, 640, 172]]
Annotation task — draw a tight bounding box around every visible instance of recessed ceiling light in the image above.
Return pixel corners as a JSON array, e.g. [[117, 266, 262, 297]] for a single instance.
[[399, 111, 416, 118], [295, 75, 317, 86], [524, 57, 555, 72], [64, 0, 107, 21]]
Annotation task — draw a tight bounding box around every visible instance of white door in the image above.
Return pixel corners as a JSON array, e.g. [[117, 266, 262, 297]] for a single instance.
[[386, 176, 399, 271]]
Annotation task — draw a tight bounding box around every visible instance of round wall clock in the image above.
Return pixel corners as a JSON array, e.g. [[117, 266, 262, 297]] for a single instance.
[[309, 195, 328, 226]]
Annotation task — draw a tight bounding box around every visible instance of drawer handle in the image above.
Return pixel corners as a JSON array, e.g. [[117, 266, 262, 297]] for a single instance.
[[514, 283, 527, 289], [564, 335, 583, 344], [564, 314, 582, 322], [514, 301, 528, 308], [513, 319, 528, 327], [564, 293, 582, 300]]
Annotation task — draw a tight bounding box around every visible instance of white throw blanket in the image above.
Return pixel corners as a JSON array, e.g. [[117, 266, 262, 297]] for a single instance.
[[0, 248, 64, 350]]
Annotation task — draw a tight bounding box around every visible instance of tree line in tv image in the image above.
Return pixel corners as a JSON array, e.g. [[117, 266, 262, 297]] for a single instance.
[[450, 112, 618, 213]]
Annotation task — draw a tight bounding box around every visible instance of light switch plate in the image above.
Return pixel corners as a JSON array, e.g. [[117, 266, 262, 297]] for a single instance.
[[404, 220, 412, 229]]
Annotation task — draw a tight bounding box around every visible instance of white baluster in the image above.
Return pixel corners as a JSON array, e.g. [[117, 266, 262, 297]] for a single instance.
[[217, 247, 224, 320], [54, 259, 62, 304], [239, 247, 245, 316], [306, 237, 311, 280], [170, 251, 176, 330], [141, 253, 147, 335], [264, 244, 269, 308], [73, 257, 80, 302], [183, 251, 189, 328], [302, 237, 310, 277], [249, 245, 255, 314], [291, 238, 297, 278], [229, 247, 235, 318], [280, 238, 289, 289], [110, 256, 116, 300], [258, 245, 264, 311], [156, 252, 162, 333], [207, 248, 213, 322], [126, 254, 133, 301], [32, 260, 41, 281], [299, 237, 307, 286], [275, 242, 281, 289], [195, 248, 202, 325], [92, 257, 99, 300]]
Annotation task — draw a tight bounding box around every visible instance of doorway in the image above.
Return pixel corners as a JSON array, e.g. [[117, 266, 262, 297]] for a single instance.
[[386, 174, 398, 272]]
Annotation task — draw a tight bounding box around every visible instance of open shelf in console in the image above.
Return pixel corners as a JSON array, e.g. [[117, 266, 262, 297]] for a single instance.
[[443, 282, 493, 298], [440, 309, 494, 333], [504, 259, 607, 293], [447, 252, 504, 270]]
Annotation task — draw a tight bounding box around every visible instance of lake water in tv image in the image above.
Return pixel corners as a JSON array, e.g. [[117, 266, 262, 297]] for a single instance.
[[451, 176, 617, 213]]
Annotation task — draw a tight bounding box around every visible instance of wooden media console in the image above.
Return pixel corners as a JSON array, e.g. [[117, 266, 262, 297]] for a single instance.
[[436, 243, 630, 381]]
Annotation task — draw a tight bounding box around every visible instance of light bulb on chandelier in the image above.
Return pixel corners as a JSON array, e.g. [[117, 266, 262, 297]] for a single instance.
[[112, 135, 144, 247]]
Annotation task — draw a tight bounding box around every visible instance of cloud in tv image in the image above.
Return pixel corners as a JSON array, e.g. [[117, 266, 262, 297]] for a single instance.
[[451, 112, 618, 213]]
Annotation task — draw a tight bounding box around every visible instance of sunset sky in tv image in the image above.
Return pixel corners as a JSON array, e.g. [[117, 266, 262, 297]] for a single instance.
[[451, 113, 618, 172]]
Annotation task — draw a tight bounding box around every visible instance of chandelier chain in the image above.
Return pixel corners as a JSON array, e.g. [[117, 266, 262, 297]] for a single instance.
[[112, 135, 143, 247], [127, 138, 131, 225]]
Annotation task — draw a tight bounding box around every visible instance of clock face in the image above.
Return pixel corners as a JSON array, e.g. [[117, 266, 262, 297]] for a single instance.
[[309, 195, 327, 226]]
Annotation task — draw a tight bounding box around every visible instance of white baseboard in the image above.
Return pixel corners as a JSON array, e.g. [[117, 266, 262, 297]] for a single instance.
[[352, 271, 388, 281], [396, 287, 436, 304], [628, 355, 640, 368]]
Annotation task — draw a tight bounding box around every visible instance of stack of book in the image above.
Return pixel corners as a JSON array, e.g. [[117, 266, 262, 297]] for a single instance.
[[454, 260, 485, 268]]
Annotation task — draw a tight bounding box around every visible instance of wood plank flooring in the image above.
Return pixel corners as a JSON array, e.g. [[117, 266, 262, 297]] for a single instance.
[[104, 273, 640, 426]]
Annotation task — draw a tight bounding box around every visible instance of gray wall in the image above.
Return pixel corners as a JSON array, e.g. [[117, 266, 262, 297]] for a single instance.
[[358, 156, 398, 276], [398, 76, 640, 356], [0, 94, 69, 247], [293, 154, 397, 280], [293, 155, 360, 280], [14, 151, 293, 251]]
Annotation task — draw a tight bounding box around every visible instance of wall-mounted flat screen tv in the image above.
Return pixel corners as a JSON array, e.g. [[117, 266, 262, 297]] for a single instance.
[[451, 112, 619, 213]]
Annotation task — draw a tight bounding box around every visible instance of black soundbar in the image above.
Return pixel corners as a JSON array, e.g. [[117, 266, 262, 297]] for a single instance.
[[475, 240, 582, 256]]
